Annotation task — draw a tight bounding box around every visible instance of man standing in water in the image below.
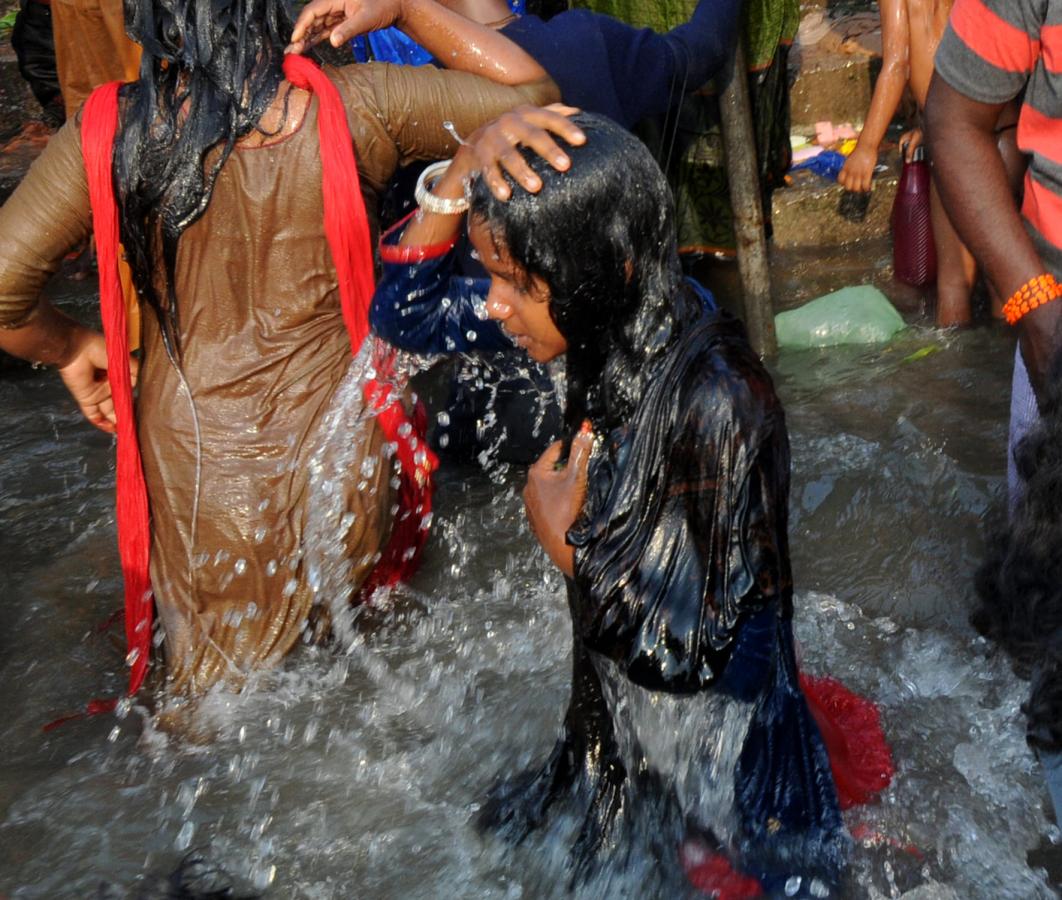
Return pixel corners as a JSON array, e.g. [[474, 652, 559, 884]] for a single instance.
[[925, 0, 1062, 819], [839, 0, 1021, 327]]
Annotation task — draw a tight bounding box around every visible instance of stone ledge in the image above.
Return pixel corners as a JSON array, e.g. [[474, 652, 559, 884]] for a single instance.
[[771, 155, 900, 248], [789, 8, 898, 130]]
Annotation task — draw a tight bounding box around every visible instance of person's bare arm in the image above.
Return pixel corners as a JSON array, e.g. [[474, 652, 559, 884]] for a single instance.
[[0, 309, 129, 433], [0, 120, 135, 432], [398, 104, 583, 251], [435, 0, 513, 26], [1, 300, 87, 365], [925, 73, 1058, 392], [838, 0, 910, 192], [289, 0, 547, 85]]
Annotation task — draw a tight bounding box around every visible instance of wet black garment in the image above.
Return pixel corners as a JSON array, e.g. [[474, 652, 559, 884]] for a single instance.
[[11, 0, 63, 127], [478, 312, 846, 893], [569, 313, 792, 690]]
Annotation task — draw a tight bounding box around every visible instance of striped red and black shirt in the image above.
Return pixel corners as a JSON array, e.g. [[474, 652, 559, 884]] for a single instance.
[[936, 0, 1062, 271]]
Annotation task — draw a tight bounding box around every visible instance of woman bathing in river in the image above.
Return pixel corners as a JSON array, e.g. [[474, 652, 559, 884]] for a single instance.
[[0, 0, 558, 702], [369, 107, 894, 896]]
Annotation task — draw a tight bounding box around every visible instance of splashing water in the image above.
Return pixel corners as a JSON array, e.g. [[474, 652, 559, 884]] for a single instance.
[[0, 279, 1057, 897], [302, 337, 433, 648]]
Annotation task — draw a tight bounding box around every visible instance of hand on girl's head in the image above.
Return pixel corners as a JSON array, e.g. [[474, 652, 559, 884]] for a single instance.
[[472, 104, 586, 201]]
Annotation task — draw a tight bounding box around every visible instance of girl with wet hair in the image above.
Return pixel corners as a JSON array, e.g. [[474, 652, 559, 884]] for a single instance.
[[0, 0, 558, 703], [370, 108, 873, 895]]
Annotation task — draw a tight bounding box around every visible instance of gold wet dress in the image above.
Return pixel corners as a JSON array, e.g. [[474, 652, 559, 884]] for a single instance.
[[0, 63, 555, 694]]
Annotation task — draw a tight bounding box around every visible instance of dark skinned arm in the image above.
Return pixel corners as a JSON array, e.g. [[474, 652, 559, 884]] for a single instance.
[[925, 72, 1058, 398]]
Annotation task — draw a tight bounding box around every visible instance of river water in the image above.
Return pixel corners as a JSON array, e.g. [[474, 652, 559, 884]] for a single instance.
[[0, 255, 1058, 898]]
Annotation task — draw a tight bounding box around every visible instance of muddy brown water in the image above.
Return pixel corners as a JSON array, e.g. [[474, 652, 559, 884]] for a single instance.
[[0, 250, 1058, 898]]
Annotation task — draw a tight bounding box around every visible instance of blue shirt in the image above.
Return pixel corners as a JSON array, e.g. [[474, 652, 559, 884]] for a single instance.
[[352, 0, 741, 129], [500, 1, 739, 128], [370, 220, 717, 355]]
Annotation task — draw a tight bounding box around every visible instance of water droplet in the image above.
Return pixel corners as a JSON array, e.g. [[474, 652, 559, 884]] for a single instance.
[[254, 526, 267, 544], [266, 560, 278, 576], [234, 558, 247, 576], [436, 411, 450, 427], [175, 821, 194, 851], [784, 876, 802, 896]]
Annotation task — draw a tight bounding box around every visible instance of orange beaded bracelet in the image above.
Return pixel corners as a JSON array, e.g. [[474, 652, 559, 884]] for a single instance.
[[1002, 273, 1062, 325]]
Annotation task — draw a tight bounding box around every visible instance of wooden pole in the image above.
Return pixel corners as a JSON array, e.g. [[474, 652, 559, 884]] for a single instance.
[[718, 43, 777, 357]]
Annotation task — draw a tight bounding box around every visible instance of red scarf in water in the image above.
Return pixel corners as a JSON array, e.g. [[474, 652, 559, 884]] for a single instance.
[[74, 54, 436, 711]]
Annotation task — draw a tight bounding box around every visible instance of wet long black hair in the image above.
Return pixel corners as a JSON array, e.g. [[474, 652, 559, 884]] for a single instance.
[[468, 112, 702, 436], [113, 0, 294, 353], [974, 350, 1062, 754]]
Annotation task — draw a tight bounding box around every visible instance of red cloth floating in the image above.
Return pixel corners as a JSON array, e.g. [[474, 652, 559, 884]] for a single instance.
[[799, 673, 895, 809], [681, 842, 764, 899]]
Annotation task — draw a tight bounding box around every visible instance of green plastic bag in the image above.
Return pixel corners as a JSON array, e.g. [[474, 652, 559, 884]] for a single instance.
[[775, 285, 906, 349]]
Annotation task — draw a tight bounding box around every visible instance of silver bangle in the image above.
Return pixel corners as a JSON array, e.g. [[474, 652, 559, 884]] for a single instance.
[[442, 120, 469, 147], [415, 160, 470, 216]]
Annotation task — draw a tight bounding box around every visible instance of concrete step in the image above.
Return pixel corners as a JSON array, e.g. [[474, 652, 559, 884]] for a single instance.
[[773, 3, 917, 246], [789, 7, 890, 130], [771, 151, 900, 248]]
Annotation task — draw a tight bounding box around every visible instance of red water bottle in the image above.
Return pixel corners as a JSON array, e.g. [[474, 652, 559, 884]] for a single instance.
[[891, 145, 937, 287]]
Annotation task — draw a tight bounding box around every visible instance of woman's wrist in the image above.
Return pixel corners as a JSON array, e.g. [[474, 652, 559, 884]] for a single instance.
[[0, 301, 83, 369], [434, 145, 478, 198], [53, 319, 90, 370]]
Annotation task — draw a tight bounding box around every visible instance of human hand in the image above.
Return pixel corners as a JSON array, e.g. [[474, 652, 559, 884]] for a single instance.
[[56, 328, 138, 433], [465, 104, 586, 200], [287, 0, 405, 53], [837, 143, 877, 193], [898, 127, 923, 162], [523, 423, 593, 578]]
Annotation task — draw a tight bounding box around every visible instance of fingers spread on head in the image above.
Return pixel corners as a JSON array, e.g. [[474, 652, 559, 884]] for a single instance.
[[519, 126, 570, 173], [531, 107, 586, 148]]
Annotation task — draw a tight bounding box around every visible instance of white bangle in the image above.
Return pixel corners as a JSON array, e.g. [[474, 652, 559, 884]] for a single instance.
[[415, 160, 470, 216]]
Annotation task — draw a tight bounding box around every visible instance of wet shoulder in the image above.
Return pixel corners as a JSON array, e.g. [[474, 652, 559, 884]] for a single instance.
[[321, 62, 399, 194], [676, 315, 784, 438]]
